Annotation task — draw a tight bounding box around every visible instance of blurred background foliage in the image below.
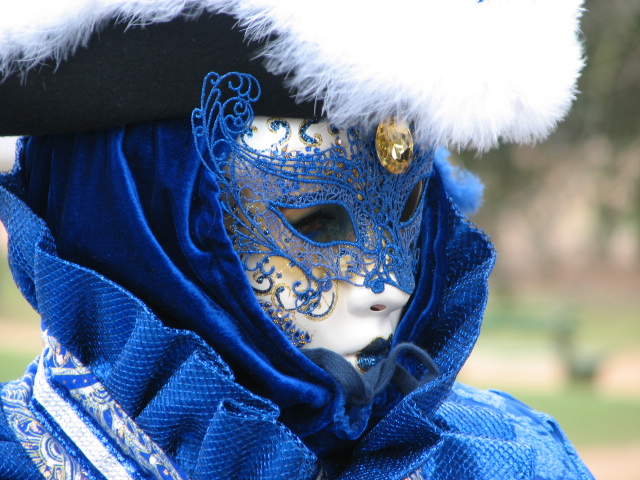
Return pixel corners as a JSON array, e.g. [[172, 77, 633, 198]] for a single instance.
[[458, 0, 640, 288], [0, 1, 639, 478]]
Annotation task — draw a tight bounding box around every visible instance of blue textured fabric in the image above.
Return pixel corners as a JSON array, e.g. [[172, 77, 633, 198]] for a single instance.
[[0, 121, 594, 478], [17, 117, 489, 457]]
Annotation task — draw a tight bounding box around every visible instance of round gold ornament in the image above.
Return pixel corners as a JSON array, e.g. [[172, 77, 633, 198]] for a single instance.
[[375, 118, 414, 174]]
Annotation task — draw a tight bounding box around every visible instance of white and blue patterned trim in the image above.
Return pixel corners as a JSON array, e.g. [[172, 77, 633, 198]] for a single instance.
[[1, 332, 189, 480], [42, 332, 189, 480], [33, 355, 136, 480], [1, 361, 91, 479]]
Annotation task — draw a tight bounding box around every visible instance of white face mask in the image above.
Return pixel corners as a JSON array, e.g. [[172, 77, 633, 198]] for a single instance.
[[232, 117, 419, 368]]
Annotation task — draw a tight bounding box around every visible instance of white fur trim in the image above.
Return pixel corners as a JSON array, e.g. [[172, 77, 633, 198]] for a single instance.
[[0, 0, 584, 150]]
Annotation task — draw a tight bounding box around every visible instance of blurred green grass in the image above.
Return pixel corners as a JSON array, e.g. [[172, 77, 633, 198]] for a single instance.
[[512, 385, 640, 447], [0, 350, 36, 381], [0, 248, 39, 322], [0, 247, 40, 381]]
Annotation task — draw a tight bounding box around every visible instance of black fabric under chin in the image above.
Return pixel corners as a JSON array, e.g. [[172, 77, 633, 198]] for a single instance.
[[303, 343, 439, 406]]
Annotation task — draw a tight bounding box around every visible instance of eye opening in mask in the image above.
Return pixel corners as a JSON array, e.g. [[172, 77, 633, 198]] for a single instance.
[[277, 203, 357, 244], [399, 179, 425, 224]]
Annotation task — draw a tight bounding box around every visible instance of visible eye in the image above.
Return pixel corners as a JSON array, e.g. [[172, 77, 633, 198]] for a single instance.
[[280, 204, 356, 244], [400, 180, 424, 223]]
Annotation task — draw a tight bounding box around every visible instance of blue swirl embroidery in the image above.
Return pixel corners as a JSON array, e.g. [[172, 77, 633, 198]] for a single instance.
[[299, 118, 323, 147]]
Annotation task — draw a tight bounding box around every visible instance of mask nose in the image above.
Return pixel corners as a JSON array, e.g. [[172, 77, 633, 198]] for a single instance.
[[346, 282, 410, 317]]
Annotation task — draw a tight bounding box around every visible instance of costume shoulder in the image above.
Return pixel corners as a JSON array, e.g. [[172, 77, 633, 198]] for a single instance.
[[427, 382, 594, 480], [0, 376, 46, 480]]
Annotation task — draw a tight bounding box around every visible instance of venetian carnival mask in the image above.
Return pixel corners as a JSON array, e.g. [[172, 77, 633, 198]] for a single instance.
[[193, 72, 434, 367]]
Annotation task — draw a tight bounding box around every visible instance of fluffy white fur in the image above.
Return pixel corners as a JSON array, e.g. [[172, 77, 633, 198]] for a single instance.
[[0, 0, 584, 151]]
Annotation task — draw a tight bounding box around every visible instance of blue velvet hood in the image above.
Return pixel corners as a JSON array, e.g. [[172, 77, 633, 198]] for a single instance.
[[1, 116, 499, 475], [20, 117, 493, 443]]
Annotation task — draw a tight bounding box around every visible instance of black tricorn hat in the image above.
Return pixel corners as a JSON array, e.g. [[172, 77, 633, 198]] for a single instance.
[[0, 14, 317, 137], [0, 1, 585, 151]]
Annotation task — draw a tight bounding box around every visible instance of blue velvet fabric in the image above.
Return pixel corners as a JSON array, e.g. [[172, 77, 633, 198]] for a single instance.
[[0, 134, 594, 478]]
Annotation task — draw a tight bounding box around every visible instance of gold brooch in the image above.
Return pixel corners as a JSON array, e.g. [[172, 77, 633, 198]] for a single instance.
[[375, 118, 413, 174]]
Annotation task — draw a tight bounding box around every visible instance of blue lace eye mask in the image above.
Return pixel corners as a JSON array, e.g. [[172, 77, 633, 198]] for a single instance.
[[193, 72, 434, 316]]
